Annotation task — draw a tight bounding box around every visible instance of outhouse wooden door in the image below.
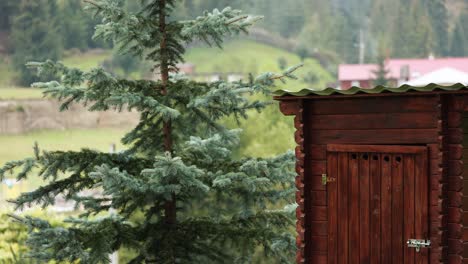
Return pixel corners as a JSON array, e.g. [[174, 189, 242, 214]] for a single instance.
[[326, 145, 429, 264]]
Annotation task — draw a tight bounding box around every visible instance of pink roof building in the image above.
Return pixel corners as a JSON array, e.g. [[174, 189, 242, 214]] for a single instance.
[[338, 57, 468, 89]]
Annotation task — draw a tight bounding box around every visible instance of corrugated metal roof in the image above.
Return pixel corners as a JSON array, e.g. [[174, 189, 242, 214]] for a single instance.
[[273, 83, 468, 97]]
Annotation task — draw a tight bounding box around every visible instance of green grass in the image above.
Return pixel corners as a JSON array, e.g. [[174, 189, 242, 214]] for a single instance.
[[62, 50, 112, 71], [0, 87, 44, 100], [0, 128, 128, 207], [185, 39, 334, 91], [0, 56, 16, 87], [0, 128, 127, 167]]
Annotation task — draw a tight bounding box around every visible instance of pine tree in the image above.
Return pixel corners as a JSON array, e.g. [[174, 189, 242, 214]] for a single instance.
[[372, 54, 389, 86], [369, 0, 399, 38], [60, 0, 88, 50], [450, 13, 468, 57], [334, 11, 360, 63], [1, 1, 299, 263], [423, 0, 449, 56], [11, 0, 63, 86], [392, 0, 432, 58], [0, 0, 19, 32]]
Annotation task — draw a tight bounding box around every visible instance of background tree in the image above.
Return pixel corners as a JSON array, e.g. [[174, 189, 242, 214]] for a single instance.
[[11, 0, 62, 86], [1, 0, 467, 86], [303, 71, 319, 86], [1, 0, 299, 263], [0, 0, 19, 32], [295, 46, 310, 62], [369, 0, 398, 44], [423, 0, 449, 56], [333, 11, 360, 63], [450, 12, 468, 57], [277, 57, 288, 70], [59, 0, 88, 51], [297, 1, 361, 64], [392, 0, 432, 58], [372, 55, 390, 86]]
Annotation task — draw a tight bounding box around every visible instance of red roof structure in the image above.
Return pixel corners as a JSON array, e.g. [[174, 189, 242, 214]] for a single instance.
[[338, 57, 468, 89]]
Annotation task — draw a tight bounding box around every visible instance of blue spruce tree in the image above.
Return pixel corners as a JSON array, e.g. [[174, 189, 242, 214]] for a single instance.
[[1, 0, 300, 263]]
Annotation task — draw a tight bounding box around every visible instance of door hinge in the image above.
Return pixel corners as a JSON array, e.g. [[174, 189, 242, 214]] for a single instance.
[[407, 239, 431, 252], [322, 174, 336, 185]]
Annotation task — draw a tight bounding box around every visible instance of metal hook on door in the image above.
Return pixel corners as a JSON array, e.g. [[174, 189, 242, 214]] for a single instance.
[[321, 174, 336, 185], [407, 239, 431, 252]]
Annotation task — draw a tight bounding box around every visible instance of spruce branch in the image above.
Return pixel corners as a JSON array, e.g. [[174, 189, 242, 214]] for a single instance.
[[181, 7, 262, 47], [8, 214, 136, 263], [225, 15, 249, 25], [256, 64, 304, 85], [82, 0, 101, 9]]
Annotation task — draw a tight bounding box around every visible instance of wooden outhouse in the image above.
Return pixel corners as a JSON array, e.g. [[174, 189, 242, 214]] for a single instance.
[[274, 84, 468, 264]]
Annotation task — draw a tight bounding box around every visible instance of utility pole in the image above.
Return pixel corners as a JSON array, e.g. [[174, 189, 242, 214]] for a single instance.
[[359, 28, 365, 64], [359, 16, 372, 65]]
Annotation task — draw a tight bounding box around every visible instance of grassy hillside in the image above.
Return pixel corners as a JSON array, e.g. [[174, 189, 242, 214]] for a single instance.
[[0, 40, 333, 158], [1, 39, 333, 99], [186, 39, 333, 91]]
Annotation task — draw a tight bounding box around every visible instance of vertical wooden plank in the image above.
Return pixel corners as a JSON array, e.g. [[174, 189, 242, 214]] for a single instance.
[[403, 155, 415, 264], [337, 152, 349, 264], [370, 153, 381, 264], [381, 153, 392, 264], [328, 152, 338, 264], [360, 153, 371, 264], [349, 153, 360, 264], [415, 150, 429, 264], [392, 154, 404, 264]]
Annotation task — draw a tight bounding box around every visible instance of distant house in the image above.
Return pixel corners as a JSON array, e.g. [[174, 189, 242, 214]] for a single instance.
[[338, 57, 468, 89], [178, 63, 196, 75]]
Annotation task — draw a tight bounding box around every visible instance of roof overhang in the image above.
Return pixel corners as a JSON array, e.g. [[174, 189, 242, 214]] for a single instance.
[[274, 83, 468, 100]]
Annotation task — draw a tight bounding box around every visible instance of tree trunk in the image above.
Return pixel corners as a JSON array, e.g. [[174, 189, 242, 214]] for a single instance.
[[159, 1, 176, 263], [158, 0, 176, 226]]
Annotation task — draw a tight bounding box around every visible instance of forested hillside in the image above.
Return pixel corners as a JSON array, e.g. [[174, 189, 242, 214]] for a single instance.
[[178, 0, 468, 61], [0, 0, 467, 86]]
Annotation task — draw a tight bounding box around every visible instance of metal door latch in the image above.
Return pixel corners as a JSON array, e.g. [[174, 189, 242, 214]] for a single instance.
[[322, 174, 336, 185], [407, 239, 431, 252]]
